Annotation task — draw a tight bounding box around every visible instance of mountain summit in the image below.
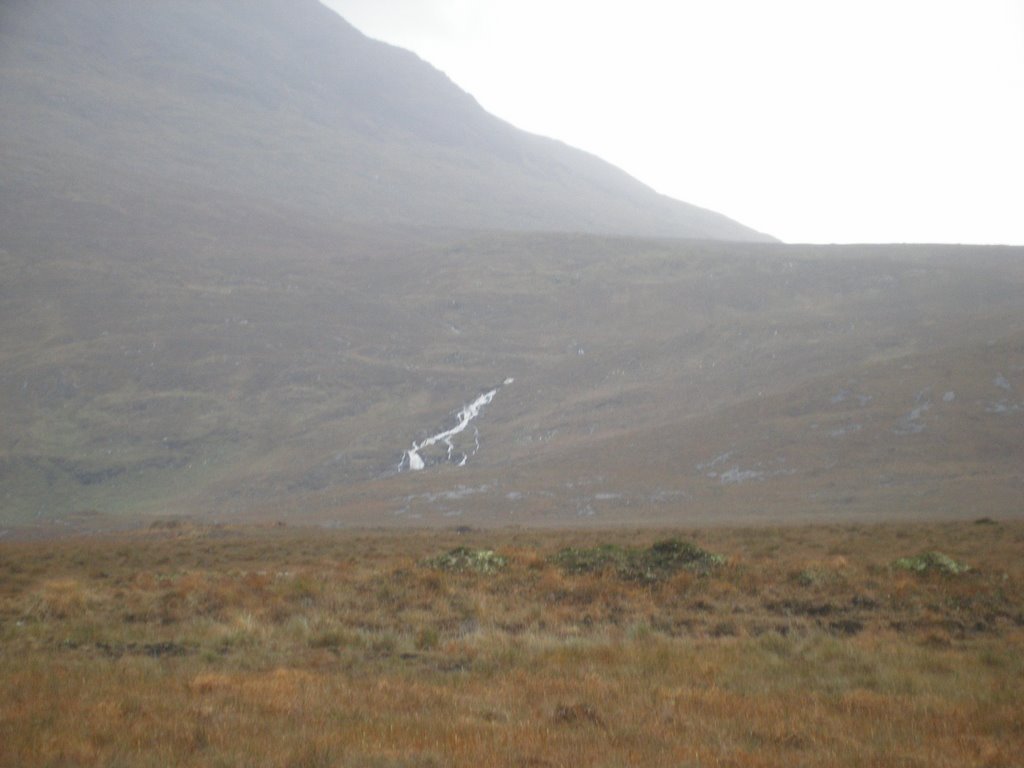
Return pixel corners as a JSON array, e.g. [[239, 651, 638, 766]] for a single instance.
[[0, 0, 771, 241]]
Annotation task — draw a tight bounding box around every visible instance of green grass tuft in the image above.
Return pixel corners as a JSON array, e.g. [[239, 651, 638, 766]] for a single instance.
[[893, 551, 969, 575], [425, 547, 508, 574]]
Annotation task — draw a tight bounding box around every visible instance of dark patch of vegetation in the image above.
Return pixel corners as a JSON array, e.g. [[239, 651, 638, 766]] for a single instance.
[[552, 702, 605, 728], [94, 641, 192, 659], [551, 538, 725, 582]]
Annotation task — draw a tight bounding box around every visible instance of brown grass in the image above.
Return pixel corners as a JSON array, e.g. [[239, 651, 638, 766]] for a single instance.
[[1, 520, 1022, 766]]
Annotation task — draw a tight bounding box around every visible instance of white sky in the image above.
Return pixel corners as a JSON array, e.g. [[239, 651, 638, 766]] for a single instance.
[[320, 0, 1024, 244]]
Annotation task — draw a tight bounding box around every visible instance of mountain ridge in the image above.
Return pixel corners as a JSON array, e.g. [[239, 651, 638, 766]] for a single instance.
[[0, 0, 772, 241]]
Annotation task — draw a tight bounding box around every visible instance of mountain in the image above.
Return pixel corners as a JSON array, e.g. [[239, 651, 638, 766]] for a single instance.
[[2, 1, 1022, 535], [0, 0, 771, 242]]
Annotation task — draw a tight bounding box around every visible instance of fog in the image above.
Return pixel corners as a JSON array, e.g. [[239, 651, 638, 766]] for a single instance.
[[322, 0, 1024, 245]]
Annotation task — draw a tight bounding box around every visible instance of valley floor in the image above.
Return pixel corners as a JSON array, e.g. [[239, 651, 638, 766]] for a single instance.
[[1, 520, 1022, 767]]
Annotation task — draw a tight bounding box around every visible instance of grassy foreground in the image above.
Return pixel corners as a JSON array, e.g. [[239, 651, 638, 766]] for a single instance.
[[1, 521, 1022, 767]]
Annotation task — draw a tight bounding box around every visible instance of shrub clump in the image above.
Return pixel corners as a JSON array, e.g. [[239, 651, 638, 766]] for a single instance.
[[425, 547, 508, 574], [552, 539, 725, 582], [893, 551, 969, 575]]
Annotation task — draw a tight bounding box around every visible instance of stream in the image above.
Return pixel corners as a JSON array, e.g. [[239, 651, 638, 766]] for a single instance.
[[401, 378, 513, 471]]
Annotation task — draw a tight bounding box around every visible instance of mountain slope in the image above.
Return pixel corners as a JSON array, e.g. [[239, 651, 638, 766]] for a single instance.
[[5, 2, 1022, 535], [2, 228, 1022, 530], [0, 0, 770, 241]]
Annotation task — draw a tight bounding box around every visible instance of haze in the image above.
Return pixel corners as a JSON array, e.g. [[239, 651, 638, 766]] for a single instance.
[[321, 0, 1024, 245]]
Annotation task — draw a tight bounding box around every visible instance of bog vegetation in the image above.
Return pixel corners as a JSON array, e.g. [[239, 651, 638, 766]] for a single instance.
[[1, 520, 1022, 767]]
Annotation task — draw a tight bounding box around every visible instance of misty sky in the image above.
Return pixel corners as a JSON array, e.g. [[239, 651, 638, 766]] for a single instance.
[[320, 0, 1024, 245]]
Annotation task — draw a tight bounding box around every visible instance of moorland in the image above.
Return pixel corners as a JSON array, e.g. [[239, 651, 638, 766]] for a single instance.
[[2, 520, 1022, 766]]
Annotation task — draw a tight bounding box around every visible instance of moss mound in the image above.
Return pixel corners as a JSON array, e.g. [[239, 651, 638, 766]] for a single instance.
[[425, 547, 508, 574], [893, 551, 969, 575], [552, 539, 725, 582]]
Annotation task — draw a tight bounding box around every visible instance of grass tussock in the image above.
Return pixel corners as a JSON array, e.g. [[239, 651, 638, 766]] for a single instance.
[[893, 550, 970, 575], [424, 546, 508, 574], [0, 521, 1022, 766]]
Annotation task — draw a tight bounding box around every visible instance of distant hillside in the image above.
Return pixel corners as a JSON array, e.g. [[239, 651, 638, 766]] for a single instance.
[[0, 0, 771, 241], [1, 223, 1022, 530]]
